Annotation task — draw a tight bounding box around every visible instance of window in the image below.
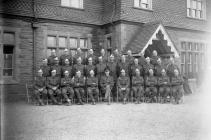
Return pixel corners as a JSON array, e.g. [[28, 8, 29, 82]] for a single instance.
[[79, 38, 88, 57], [47, 36, 56, 57], [187, 0, 206, 19], [134, 0, 152, 9], [69, 37, 78, 56], [58, 37, 67, 56], [61, 0, 83, 9], [181, 41, 207, 78]]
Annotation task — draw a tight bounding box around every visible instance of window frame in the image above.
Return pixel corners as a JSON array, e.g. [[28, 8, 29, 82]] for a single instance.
[[134, 0, 152, 10], [61, 0, 84, 9], [186, 0, 206, 20]]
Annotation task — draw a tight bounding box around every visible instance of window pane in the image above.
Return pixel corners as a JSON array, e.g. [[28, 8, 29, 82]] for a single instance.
[[197, 1, 202, 10], [70, 50, 77, 56], [69, 38, 78, 48], [47, 48, 56, 57], [141, 3, 148, 8], [192, 0, 197, 9], [3, 33, 15, 45], [58, 49, 65, 57], [61, 0, 70, 6], [47, 36, 56, 47], [192, 9, 196, 17], [3, 69, 13, 76], [59, 37, 67, 48], [4, 54, 13, 68], [80, 39, 87, 48], [71, 0, 80, 8], [142, 0, 148, 4], [187, 0, 191, 8], [181, 52, 185, 63], [134, 0, 140, 7], [187, 8, 191, 16]]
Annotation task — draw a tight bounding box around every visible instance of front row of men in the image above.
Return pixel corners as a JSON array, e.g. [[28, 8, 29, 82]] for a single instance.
[[34, 67, 184, 106]]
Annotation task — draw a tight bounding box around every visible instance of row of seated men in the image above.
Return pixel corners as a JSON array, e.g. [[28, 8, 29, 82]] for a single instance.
[[34, 61, 184, 106]]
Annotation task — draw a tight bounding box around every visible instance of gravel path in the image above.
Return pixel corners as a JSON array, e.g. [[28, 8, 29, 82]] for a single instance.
[[2, 92, 211, 140]]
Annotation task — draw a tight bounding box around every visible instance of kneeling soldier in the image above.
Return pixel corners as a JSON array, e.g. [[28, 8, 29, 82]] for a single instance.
[[132, 68, 144, 104], [61, 70, 74, 105], [158, 69, 170, 103], [100, 69, 114, 105], [73, 70, 85, 105], [87, 70, 99, 105], [34, 69, 47, 106], [47, 70, 62, 105], [171, 69, 184, 104], [145, 69, 158, 103], [117, 69, 130, 104]]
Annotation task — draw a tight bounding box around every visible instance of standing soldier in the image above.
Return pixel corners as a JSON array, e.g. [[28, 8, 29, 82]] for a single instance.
[[60, 48, 73, 66], [73, 57, 85, 76], [40, 58, 51, 78], [73, 48, 84, 65], [154, 58, 165, 77], [150, 50, 159, 66], [166, 57, 180, 78], [86, 49, 96, 65], [117, 55, 129, 77], [126, 50, 134, 66], [171, 69, 184, 104], [96, 56, 107, 92], [85, 57, 96, 77], [157, 69, 171, 103], [145, 69, 158, 103], [73, 70, 85, 105], [117, 69, 130, 104], [130, 58, 144, 77], [51, 57, 62, 77], [138, 52, 146, 67], [34, 69, 47, 106], [47, 70, 62, 105], [113, 49, 121, 64], [61, 70, 74, 105], [87, 70, 99, 105], [61, 59, 73, 78], [100, 69, 114, 105], [47, 49, 57, 66], [132, 69, 144, 104], [144, 57, 154, 76], [100, 48, 108, 63]]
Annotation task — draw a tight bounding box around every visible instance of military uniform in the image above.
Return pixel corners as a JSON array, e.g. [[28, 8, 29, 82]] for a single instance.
[[114, 53, 121, 64], [47, 55, 57, 66], [87, 76, 99, 102], [117, 62, 129, 77], [117, 75, 130, 101], [144, 63, 154, 76], [73, 63, 85, 76], [61, 76, 74, 102], [145, 75, 158, 102], [171, 75, 184, 103], [126, 55, 134, 66], [85, 64, 96, 77], [73, 53, 85, 65], [96, 63, 106, 79], [166, 63, 180, 78], [40, 65, 51, 77], [138, 56, 146, 67], [100, 75, 114, 99], [60, 54, 73, 66], [51, 65, 62, 77], [154, 64, 166, 77], [150, 55, 159, 66], [73, 75, 85, 103], [34, 76, 47, 105], [86, 54, 97, 65], [47, 76, 61, 104], [158, 75, 170, 101], [130, 64, 144, 77], [132, 75, 144, 102], [107, 61, 118, 80], [61, 65, 73, 78]]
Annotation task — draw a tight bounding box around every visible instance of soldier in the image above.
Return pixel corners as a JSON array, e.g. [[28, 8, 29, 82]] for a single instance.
[[100, 48, 108, 63], [113, 49, 121, 64], [144, 57, 154, 76], [145, 69, 158, 103], [157, 69, 171, 103], [100, 69, 114, 105], [40, 58, 51, 78], [60, 48, 73, 66], [47, 70, 62, 105], [73, 57, 85, 76], [61, 70, 74, 105], [47, 49, 57, 66], [154, 58, 165, 77], [117, 55, 129, 77], [171, 69, 184, 104], [130, 58, 144, 77], [166, 57, 180, 78], [138, 52, 146, 67], [86, 49, 96, 65], [126, 50, 134, 66], [96, 56, 107, 83], [61, 59, 73, 78], [117, 69, 130, 104], [150, 50, 159, 66], [107, 54, 118, 80], [87, 70, 99, 105], [73, 70, 85, 105], [85, 57, 96, 77], [51, 57, 62, 77], [73, 48, 84, 64], [34, 69, 47, 106], [132, 69, 144, 104]]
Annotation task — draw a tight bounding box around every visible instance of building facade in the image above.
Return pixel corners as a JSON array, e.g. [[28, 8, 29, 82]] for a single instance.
[[0, 0, 210, 97]]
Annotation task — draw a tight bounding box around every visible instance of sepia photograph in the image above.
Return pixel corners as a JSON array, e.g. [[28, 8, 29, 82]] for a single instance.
[[0, 0, 211, 140]]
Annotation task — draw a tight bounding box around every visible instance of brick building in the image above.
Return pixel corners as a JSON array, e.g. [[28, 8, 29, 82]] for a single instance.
[[0, 0, 210, 97]]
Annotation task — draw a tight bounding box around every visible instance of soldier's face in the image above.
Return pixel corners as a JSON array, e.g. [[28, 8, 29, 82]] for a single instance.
[[105, 71, 109, 76], [134, 59, 138, 64], [174, 70, 179, 76], [101, 49, 105, 55], [90, 72, 94, 77], [43, 60, 47, 65], [135, 70, 140, 76], [153, 51, 157, 56], [89, 49, 93, 54], [127, 50, 132, 56], [38, 72, 43, 77], [110, 56, 114, 61], [157, 59, 161, 65], [77, 72, 81, 77], [52, 72, 56, 76], [88, 59, 92, 64], [51, 51, 56, 56], [149, 70, 153, 75], [65, 73, 69, 77], [161, 70, 166, 76], [121, 71, 126, 76], [77, 59, 82, 64], [64, 51, 68, 55], [65, 60, 69, 65], [55, 60, 59, 64], [146, 58, 150, 63], [121, 56, 125, 62]]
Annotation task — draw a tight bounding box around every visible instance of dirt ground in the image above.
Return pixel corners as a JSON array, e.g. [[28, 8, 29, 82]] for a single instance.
[[2, 91, 211, 140]]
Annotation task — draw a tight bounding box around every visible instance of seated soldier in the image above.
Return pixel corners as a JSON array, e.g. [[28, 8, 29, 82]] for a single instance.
[[100, 68, 114, 105], [145, 69, 158, 103], [51, 57, 62, 77], [117, 69, 130, 104], [158, 69, 170, 103], [73, 70, 85, 105], [34, 69, 47, 106], [171, 69, 184, 104], [87, 70, 99, 105], [47, 70, 62, 105], [132, 68, 144, 104], [61, 70, 74, 106], [61, 59, 73, 78]]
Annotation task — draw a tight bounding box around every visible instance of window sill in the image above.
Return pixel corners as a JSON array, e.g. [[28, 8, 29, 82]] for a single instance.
[[60, 6, 85, 11], [133, 7, 153, 12], [186, 16, 206, 21]]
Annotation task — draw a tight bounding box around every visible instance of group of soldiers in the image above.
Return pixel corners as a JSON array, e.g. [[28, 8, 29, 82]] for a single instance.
[[34, 48, 184, 106]]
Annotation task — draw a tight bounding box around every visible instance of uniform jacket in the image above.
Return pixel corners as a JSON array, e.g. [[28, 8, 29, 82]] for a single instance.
[[47, 76, 60, 89], [100, 75, 114, 88], [132, 75, 144, 86], [61, 77, 73, 87], [145, 75, 157, 87], [51, 65, 62, 77], [86, 76, 98, 87], [96, 63, 106, 76], [47, 55, 57, 66], [144, 63, 154, 75], [130, 64, 144, 77], [117, 62, 129, 77], [171, 76, 184, 86], [73, 76, 85, 87], [157, 75, 170, 86], [166, 64, 180, 77], [117, 76, 130, 88], [61, 65, 73, 77], [40, 65, 51, 77], [85, 64, 96, 77], [73, 63, 85, 76], [150, 55, 159, 66], [107, 61, 117, 78], [34, 76, 46, 90], [59, 54, 73, 66]]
